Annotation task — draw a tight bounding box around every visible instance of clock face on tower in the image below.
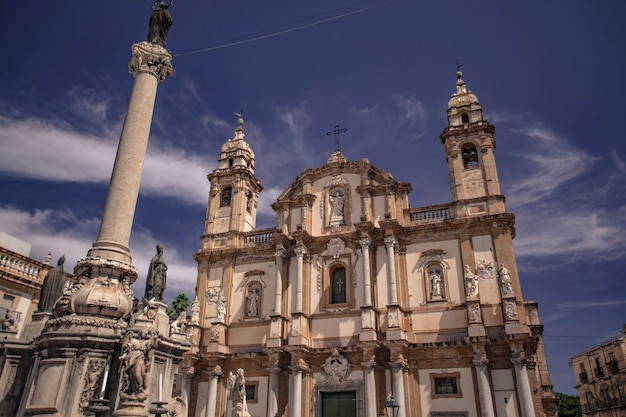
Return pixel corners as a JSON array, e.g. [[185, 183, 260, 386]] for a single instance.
[[462, 169, 485, 198]]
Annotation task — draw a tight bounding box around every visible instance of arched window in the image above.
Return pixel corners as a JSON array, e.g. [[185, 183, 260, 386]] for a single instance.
[[330, 265, 347, 304], [220, 187, 232, 207], [246, 192, 252, 213], [461, 113, 469, 124], [228, 158, 234, 167], [245, 283, 261, 317], [461, 143, 479, 168]]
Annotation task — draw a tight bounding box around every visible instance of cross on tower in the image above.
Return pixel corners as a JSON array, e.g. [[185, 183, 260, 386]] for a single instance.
[[326, 125, 348, 152]]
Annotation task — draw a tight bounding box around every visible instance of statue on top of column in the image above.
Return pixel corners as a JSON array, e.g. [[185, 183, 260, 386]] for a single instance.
[[148, 1, 174, 47], [38, 256, 66, 311], [144, 243, 167, 301]]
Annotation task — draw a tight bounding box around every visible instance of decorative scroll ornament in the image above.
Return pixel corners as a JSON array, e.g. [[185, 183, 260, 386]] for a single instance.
[[504, 299, 518, 320], [79, 359, 107, 410], [327, 238, 346, 258], [322, 349, 352, 384], [467, 302, 481, 324], [206, 287, 223, 304], [476, 259, 495, 280]]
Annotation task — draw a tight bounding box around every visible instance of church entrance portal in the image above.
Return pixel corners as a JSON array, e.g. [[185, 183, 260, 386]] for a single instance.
[[321, 391, 357, 417]]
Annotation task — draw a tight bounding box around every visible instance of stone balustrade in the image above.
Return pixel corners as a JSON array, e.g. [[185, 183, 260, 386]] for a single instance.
[[409, 204, 453, 224]]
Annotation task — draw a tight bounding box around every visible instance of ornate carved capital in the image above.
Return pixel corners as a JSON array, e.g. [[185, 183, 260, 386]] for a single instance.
[[129, 41, 173, 81], [384, 236, 396, 248], [359, 237, 371, 249]]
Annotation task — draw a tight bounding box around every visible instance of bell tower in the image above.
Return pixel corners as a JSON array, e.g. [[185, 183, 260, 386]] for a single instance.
[[204, 116, 263, 237], [440, 71, 506, 216]]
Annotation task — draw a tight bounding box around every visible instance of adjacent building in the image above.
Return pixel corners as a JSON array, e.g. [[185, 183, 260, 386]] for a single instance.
[[571, 325, 626, 416], [184, 72, 558, 417]]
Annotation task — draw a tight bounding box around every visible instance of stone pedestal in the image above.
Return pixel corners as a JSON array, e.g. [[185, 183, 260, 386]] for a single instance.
[[359, 306, 377, 341], [20, 311, 52, 342], [131, 300, 170, 336]]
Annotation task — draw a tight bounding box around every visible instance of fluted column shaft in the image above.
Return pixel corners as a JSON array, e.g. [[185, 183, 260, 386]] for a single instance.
[[274, 249, 285, 315], [512, 358, 536, 417], [360, 238, 372, 306], [384, 237, 398, 305], [289, 365, 304, 417], [267, 367, 280, 417], [390, 361, 406, 417], [473, 358, 495, 417], [362, 361, 377, 417], [294, 246, 305, 312], [206, 368, 221, 417]]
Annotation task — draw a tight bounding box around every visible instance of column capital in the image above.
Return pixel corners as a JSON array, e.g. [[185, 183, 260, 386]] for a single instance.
[[129, 41, 173, 81], [209, 365, 223, 378], [384, 236, 396, 248], [360, 237, 372, 249], [473, 357, 489, 371], [511, 356, 527, 369], [361, 361, 377, 371], [275, 246, 286, 259], [295, 245, 307, 257]]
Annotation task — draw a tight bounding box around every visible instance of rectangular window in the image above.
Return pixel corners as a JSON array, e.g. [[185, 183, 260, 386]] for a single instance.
[[430, 372, 462, 399], [435, 378, 458, 394], [618, 385, 626, 405], [245, 381, 258, 403]]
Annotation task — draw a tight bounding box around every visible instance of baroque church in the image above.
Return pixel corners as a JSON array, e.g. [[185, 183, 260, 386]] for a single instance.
[[182, 72, 558, 417]]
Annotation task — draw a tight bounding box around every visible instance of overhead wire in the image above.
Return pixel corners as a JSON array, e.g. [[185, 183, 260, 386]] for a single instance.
[[173, 0, 393, 57]]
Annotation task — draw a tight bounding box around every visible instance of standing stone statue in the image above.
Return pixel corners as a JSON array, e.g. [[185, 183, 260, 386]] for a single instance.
[[228, 368, 250, 417], [38, 256, 66, 311], [148, 1, 174, 47], [144, 244, 167, 301]]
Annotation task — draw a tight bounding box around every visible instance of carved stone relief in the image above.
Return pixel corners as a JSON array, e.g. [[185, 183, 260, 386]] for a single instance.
[[476, 259, 495, 280], [322, 349, 352, 384]]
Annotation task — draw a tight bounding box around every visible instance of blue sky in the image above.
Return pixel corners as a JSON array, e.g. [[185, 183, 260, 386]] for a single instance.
[[1, 1, 625, 395]]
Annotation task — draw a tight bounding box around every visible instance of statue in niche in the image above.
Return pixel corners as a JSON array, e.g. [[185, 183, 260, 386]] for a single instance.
[[428, 265, 444, 299], [147, 1, 174, 47], [498, 264, 514, 296], [464, 264, 479, 298], [38, 256, 66, 311], [328, 188, 345, 224], [227, 368, 250, 417], [246, 285, 260, 316], [119, 330, 155, 398], [144, 243, 167, 301]]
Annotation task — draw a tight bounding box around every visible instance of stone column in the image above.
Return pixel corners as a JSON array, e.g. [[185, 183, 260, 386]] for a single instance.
[[274, 247, 285, 315], [181, 371, 193, 417], [206, 367, 222, 417], [384, 237, 398, 305], [289, 364, 305, 417], [512, 357, 536, 417], [390, 361, 406, 417], [360, 238, 372, 306], [266, 367, 280, 417], [294, 246, 306, 313], [362, 361, 377, 417], [87, 41, 172, 270], [473, 358, 495, 417]]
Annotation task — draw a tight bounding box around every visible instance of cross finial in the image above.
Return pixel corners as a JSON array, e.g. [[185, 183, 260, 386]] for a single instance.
[[326, 125, 348, 152], [456, 62, 464, 72], [235, 110, 244, 126]]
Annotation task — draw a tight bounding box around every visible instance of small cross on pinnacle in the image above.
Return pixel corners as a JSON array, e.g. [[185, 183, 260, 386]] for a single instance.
[[326, 125, 348, 152]]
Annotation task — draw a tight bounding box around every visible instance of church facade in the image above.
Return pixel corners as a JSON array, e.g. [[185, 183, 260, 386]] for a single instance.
[[184, 73, 558, 417]]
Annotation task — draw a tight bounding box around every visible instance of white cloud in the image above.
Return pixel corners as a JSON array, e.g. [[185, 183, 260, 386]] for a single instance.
[[0, 204, 198, 303], [0, 114, 213, 206]]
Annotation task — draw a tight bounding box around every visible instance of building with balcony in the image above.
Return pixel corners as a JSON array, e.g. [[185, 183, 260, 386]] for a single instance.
[[571, 325, 626, 416], [0, 233, 71, 338]]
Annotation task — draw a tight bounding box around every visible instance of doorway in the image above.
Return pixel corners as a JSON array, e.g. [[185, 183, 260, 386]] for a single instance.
[[321, 391, 357, 417]]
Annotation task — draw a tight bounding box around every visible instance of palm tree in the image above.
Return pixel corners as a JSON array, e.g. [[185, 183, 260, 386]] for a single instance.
[[167, 293, 191, 319]]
